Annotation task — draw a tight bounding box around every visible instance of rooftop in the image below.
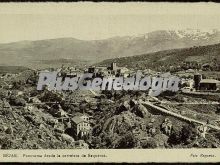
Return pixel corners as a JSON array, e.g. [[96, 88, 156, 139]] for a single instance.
[[72, 116, 84, 124], [200, 79, 220, 84], [73, 112, 89, 117], [72, 115, 89, 124]]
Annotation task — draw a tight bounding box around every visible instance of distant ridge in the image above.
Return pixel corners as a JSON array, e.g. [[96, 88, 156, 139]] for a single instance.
[[0, 29, 220, 69], [97, 43, 220, 71]]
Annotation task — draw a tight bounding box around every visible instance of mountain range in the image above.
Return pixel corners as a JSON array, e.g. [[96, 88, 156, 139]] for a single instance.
[[0, 29, 220, 69]]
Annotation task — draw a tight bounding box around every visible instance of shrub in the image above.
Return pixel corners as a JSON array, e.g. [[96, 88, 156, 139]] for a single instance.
[[115, 132, 136, 149]]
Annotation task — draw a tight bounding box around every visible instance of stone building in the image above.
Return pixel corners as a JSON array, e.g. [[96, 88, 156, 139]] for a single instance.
[[199, 79, 220, 91], [71, 113, 91, 138]]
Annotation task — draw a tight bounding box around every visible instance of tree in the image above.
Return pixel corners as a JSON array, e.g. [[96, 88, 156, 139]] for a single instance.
[[180, 124, 197, 145], [115, 132, 136, 149], [90, 137, 101, 149], [141, 138, 158, 149], [168, 128, 182, 145]]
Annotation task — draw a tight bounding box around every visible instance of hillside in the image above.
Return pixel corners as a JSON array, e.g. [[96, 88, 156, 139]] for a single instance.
[[1, 29, 220, 69], [97, 43, 220, 72], [0, 66, 30, 74], [1, 68, 220, 149]]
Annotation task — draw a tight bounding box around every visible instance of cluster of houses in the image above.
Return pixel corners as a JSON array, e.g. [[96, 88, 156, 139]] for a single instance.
[[51, 108, 91, 148], [193, 73, 220, 91], [23, 94, 92, 144], [56, 62, 220, 92], [86, 62, 130, 78], [178, 69, 220, 92], [86, 62, 166, 79], [41, 62, 132, 79], [52, 107, 91, 140]]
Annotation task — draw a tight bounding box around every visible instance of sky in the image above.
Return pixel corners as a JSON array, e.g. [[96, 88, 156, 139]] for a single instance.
[[0, 2, 220, 43]]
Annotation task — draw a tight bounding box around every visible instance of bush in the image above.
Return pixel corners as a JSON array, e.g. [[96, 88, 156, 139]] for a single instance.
[[0, 137, 13, 149], [168, 128, 182, 145], [9, 96, 26, 106], [181, 124, 197, 145], [115, 132, 136, 149], [141, 138, 158, 148]]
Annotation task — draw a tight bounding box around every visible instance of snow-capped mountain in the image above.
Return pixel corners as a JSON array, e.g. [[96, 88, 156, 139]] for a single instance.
[[134, 29, 219, 41], [0, 29, 220, 68], [164, 29, 219, 41]]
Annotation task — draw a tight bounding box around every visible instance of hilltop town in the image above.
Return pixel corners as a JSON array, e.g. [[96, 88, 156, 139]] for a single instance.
[[0, 59, 220, 149]]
